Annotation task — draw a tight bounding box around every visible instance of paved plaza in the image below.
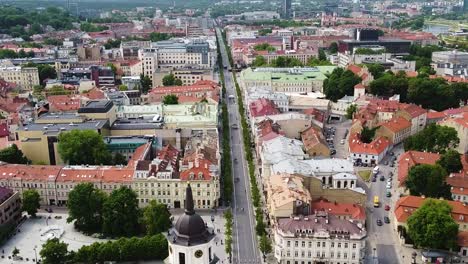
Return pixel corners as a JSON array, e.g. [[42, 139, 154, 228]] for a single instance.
[[0, 209, 228, 264], [0, 211, 108, 263]]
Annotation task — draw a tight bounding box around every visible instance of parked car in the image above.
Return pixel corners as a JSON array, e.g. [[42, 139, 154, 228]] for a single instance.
[[384, 216, 390, 224], [380, 175, 385, 181], [340, 139, 345, 145], [386, 191, 392, 197], [376, 219, 383, 226], [384, 205, 390, 211], [330, 149, 337, 155], [371, 176, 377, 182]]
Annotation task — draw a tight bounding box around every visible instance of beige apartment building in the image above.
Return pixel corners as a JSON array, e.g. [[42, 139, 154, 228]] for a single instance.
[[0, 67, 40, 90], [0, 187, 21, 227], [153, 67, 214, 87], [439, 112, 468, 154]]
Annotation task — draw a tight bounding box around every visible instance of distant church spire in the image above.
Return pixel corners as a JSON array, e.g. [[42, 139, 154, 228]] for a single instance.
[[185, 183, 195, 215]]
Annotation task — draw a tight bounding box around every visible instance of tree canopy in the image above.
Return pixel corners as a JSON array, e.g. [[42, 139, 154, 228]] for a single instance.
[[67, 183, 107, 234], [22, 189, 40, 217], [407, 77, 460, 111], [102, 186, 140, 237], [369, 72, 408, 99], [140, 74, 152, 94], [142, 200, 172, 235], [323, 68, 361, 102], [407, 199, 459, 250], [0, 144, 29, 164], [367, 63, 385, 79], [80, 22, 109, 32], [253, 43, 276, 52], [58, 130, 113, 165], [40, 238, 70, 264], [162, 94, 179, 105], [360, 126, 378, 144], [162, 74, 183, 86], [252, 56, 267, 67], [149, 32, 171, 42], [404, 124, 459, 154], [346, 104, 358, 120], [270, 56, 303, 67], [437, 149, 463, 174], [405, 164, 452, 199]]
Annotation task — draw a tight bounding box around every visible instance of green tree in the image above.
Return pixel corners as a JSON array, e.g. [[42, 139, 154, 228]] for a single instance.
[[405, 164, 452, 199], [80, 22, 108, 32], [323, 68, 361, 102], [318, 48, 327, 61], [40, 238, 70, 264], [58, 130, 113, 165], [118, 84, 128, 91], [142, 200, 171, 235], [367, 63, 385, 79], [102, 186, 140, 237], [407, 77, 458, 111], [270, 56, 303, 67], [404, 124, 459, 153], [259, 234, 272, 260], [113, 153, 127, 165], [23, 63, 57, 84], [22, 189, 40, 217], [346, 104, 357, 119], [253, 43, 276, 52], [252, 56, 267, 67], [258, 28, 272, 36], [0, 144, 29, 164], [162, 94, 179, 105], [437, 149, 463, 173], [369, 72, 409, 99], [306, 56, 332, 66], [46, 85, 69, 96], [452, 82, 468, 105], [67, 183, 107, 234], [162, 74, 182, 86], [106, 63, 117, 75], [360, 126, 378, 144], [149, 32, 171, 42], [140, 74, 152, 94], [407, 199, 458, 250], [329, 42, 338, 54]]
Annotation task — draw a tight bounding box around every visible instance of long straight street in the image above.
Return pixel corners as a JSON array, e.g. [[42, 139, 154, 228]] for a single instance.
[[216, 28, 261, 264]]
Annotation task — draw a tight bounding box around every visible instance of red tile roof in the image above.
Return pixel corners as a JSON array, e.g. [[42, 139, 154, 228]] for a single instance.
[[397, 151, 440, 186], [379, 116, 411, 133], [458, 231, 468, 247], [0, 123, 9, 137], [447, 173, 468, 197], [400, 104, 426, 118], [394, 196, 468, 223], [179, 159, 213, 181], [310, 199, 366, 220], [0, 164, 62, 181], [249, 98, 280, 117], [348, 133, 390, 156], [301, 126, 327, 150], [149, 80, 219, 103], [47, 95, 81, 112], [81, 88, 105, 100], [426, 111, 447, 120]]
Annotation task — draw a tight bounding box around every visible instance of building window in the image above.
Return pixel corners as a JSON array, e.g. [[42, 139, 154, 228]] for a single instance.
[[317, 242, 320, 247], [352, 243, 356, 249]]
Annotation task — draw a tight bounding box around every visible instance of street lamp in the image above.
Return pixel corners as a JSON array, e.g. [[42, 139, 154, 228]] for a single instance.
[[33, 246, 37, 264], [373, 247, 377, 263], [412, 252, 417, 264], [211, 214, 215, 232]]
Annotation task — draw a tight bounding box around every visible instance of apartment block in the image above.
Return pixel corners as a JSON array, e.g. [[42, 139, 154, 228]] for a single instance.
[[0, 67, 40, 90]]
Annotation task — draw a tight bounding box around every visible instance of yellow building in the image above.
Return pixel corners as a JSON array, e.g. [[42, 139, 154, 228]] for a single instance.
[[0, 66, 40, 90]]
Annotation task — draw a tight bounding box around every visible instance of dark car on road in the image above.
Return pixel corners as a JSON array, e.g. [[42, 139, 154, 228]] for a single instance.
[[380, 175, 385, 181], [384, 216, 390, 224], [376, 219, 383, 226]]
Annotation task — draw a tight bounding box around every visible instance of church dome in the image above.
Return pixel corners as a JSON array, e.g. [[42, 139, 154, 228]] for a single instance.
[[172, 183, 213, 246]]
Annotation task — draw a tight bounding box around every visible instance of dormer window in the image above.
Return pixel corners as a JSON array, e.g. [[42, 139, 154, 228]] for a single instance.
[[198, 172, 203, 180], [189, 172, 194, 180]]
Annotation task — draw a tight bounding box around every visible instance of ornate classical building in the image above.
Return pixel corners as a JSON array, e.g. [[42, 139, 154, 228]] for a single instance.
[[166, 184, 219, 264]]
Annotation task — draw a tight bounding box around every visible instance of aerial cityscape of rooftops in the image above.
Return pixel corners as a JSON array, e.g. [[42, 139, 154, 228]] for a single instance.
[[0, 0, 466, 263]]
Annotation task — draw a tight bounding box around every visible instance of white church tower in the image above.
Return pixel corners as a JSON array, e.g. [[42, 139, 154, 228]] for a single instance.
[[166, 184, 218, 264]]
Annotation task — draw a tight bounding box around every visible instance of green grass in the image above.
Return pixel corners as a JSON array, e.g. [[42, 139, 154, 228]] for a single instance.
[[358, 170, 372, 182]]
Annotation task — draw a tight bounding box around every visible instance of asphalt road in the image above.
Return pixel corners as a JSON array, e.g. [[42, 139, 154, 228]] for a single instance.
[[216, 28, 261, 264], [328, 121, 401, 264]]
